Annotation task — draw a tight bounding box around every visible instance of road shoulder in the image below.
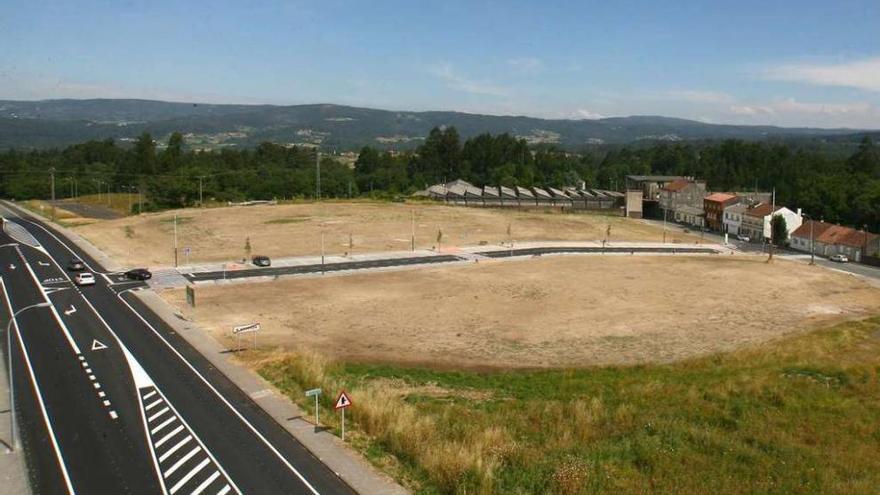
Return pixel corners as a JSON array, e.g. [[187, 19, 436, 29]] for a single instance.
[[133, 289, 409, 495]]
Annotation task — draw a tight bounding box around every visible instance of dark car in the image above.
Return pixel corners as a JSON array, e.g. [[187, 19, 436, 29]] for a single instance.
[[125, 268, 152, 280], [68, 258, 85, 271], [252, 255, 271, 267]]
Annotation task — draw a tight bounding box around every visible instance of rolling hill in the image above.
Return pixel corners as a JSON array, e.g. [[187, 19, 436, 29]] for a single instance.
[[0, 98, 874, 150]]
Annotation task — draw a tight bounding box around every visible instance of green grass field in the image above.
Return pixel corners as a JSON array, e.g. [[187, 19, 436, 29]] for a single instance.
[[256, 316, 880, 494]]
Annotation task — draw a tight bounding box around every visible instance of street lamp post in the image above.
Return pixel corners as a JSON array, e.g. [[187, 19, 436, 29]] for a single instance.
[[802, 213, 815, 265], [5, 298, 51, 453]]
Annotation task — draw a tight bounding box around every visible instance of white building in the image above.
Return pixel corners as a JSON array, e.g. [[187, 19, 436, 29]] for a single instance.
[[741, 203, 803, 242], [722, 203, 748, 235]]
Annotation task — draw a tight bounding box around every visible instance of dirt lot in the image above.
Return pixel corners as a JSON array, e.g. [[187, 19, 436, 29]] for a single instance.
[[70, 201, 699, 267], [162, 255, 880, 368]]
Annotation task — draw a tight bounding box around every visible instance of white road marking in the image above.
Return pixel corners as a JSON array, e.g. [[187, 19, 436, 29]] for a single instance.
[[170, 457, 210, 494], [116, 286, 321, 494], [81, 362, 88, 368], [93, 382, 101, 389], [216, 485, 232, 495], [143, 390, 157, 400], [103, 400, 111, 406], [109, 411, 118, 419], [148, 407, 170, 423], [190, 470, 221, 495], [159, 435, 193, 463], [146, 398, 163, 410], [165, 446, 202, 478], [85, 368, 91, 373], [78, 355, 84, 361], [98, 391, 106, 398], [91, 339, 108, 351], [64, 305, 76, 315], [4, 211, 241, 495], [151, 416, 177, 435], [155, 425, 185, 448], [0, 277, 77, 495], [88, 375, 95, 380]]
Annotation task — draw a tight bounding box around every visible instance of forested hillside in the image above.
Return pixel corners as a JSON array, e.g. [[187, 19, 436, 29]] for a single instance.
[[1, 128, 877, 231]]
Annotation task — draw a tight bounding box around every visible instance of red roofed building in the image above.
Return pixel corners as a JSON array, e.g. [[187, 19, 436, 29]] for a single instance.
[[791, 220, 879, 262], [703, 192, 740, 231]]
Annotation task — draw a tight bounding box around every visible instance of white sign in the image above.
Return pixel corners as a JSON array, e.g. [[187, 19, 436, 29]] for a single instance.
[[305, 388, 322, 397], [232, 322, 261, 335], [334, 390, 352, 410]]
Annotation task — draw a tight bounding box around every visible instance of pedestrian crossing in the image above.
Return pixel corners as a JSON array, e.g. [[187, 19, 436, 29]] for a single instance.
[[146, 269, 189, 289], [140, 387, 238, 495]]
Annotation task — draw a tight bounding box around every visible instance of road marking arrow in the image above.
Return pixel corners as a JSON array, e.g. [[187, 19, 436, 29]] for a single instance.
[[38, 261, 50, 266], [91, 339, 108, 351], [64, 305, 76, 316], [8, 263, 15, 270]]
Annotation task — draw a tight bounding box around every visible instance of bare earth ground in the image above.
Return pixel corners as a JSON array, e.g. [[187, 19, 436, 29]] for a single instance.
[[162, 255, 880, 368], [70, 201, 699, 267]]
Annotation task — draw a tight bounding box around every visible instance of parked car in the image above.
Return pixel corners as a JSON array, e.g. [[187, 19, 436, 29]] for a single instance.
[[68, 258, 85, 271], [736, 234, 750, 242], [829, 254, 849, 263], [252, 255, 271, 267], [125, 268, 152, 280], [74, 272, 96, 286]]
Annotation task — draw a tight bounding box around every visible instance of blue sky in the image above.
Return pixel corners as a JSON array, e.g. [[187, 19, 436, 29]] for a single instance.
[[2, 0, 879, 128]]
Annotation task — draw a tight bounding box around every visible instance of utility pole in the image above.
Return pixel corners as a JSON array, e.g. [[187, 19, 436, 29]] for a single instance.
[[315, 150, 321, 201], [173, 213, 179, 267], [768, 188, 775, 261], [49, 167, 56, 201], [411, 210, 415, 252], [320, 229, 325, 274], [198, 176, 204, 206], [127, 186, 133, 214]]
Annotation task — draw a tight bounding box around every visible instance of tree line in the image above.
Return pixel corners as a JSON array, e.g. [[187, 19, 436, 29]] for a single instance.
[[1, 127, 878, 231]]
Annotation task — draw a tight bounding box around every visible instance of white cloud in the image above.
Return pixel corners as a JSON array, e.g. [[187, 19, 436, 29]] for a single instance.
[[573, 108, 605, 119], [764, 57, 880, 92], [507, 57, 543, 75], [428, 63, 511, 98], [730, 98, 871, 117]]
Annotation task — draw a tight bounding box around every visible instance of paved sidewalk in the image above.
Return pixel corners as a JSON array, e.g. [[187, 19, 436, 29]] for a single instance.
[[1, 318, 32, 495], [134, 290, 409, 495]]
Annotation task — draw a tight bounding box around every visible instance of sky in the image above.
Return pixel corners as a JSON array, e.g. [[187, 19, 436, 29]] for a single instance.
[[2, 0, 880, 128]]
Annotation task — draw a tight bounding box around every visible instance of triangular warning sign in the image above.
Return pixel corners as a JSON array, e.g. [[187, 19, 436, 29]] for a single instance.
[[91, 339, 108, 351], [334, 390, 352, 409]]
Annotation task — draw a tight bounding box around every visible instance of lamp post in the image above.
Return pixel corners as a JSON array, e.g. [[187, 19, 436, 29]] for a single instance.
[[803, 213, 815, 265], [5, 298, 51, 452]]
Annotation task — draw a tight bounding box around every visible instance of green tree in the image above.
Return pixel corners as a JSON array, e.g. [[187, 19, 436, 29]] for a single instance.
[[771, 215, 789, 247]]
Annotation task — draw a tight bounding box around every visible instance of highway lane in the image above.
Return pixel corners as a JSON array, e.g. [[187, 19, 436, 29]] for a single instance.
[[1, 241, 159, 494], [1, 205, 356, 494]]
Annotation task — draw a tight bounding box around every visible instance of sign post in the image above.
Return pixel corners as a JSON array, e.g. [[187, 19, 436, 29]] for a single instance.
[[305, 388, 322, 426], [232, 322, 261, 352], [334, 390, 352, 441]]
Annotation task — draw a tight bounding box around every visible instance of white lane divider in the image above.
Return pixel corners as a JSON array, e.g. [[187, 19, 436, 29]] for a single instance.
[[138, 386, 237, 495], [64, 305, 76, 315]]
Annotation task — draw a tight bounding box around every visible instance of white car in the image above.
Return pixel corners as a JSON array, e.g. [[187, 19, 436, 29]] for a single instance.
[[75, 272, 96, 286], [829, 254, 849, 263], [736, 234, 750, 242]]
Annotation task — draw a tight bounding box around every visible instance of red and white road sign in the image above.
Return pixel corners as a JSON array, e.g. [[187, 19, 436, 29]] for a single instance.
[[334, 390, 352, 410]]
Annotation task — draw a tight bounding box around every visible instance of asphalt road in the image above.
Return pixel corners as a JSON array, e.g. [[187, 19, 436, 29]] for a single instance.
[[0, 203, 355, 494]]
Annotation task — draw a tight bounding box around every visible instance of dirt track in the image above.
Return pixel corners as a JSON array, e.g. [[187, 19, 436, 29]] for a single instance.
[[162, 255, 880, 368]]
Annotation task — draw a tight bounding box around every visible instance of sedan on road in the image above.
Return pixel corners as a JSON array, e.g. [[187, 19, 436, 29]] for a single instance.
[[252, 255, 271, 267], [829, 254, 849, 263], [68, 258, 85, 271], [74, 272, 96, 286], [125, 268, 153, 280]]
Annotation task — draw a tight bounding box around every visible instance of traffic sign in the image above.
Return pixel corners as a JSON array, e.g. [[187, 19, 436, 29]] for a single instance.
[[334, 390, 352, 410], [305, 388, 321, 397], [232, 322, 261, 335]]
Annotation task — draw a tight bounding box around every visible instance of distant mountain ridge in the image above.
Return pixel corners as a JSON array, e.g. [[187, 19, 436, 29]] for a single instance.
[[0, 98, 874, 150]]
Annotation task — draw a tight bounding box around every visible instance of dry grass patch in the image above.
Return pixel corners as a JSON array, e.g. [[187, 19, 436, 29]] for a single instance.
[[164, 255, 880, 368], [70, 201, 699, 266]]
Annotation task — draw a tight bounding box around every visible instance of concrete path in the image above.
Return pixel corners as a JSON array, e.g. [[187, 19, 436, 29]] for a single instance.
[[1, 313, 32, 495], [134, 290, 410, 495]]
